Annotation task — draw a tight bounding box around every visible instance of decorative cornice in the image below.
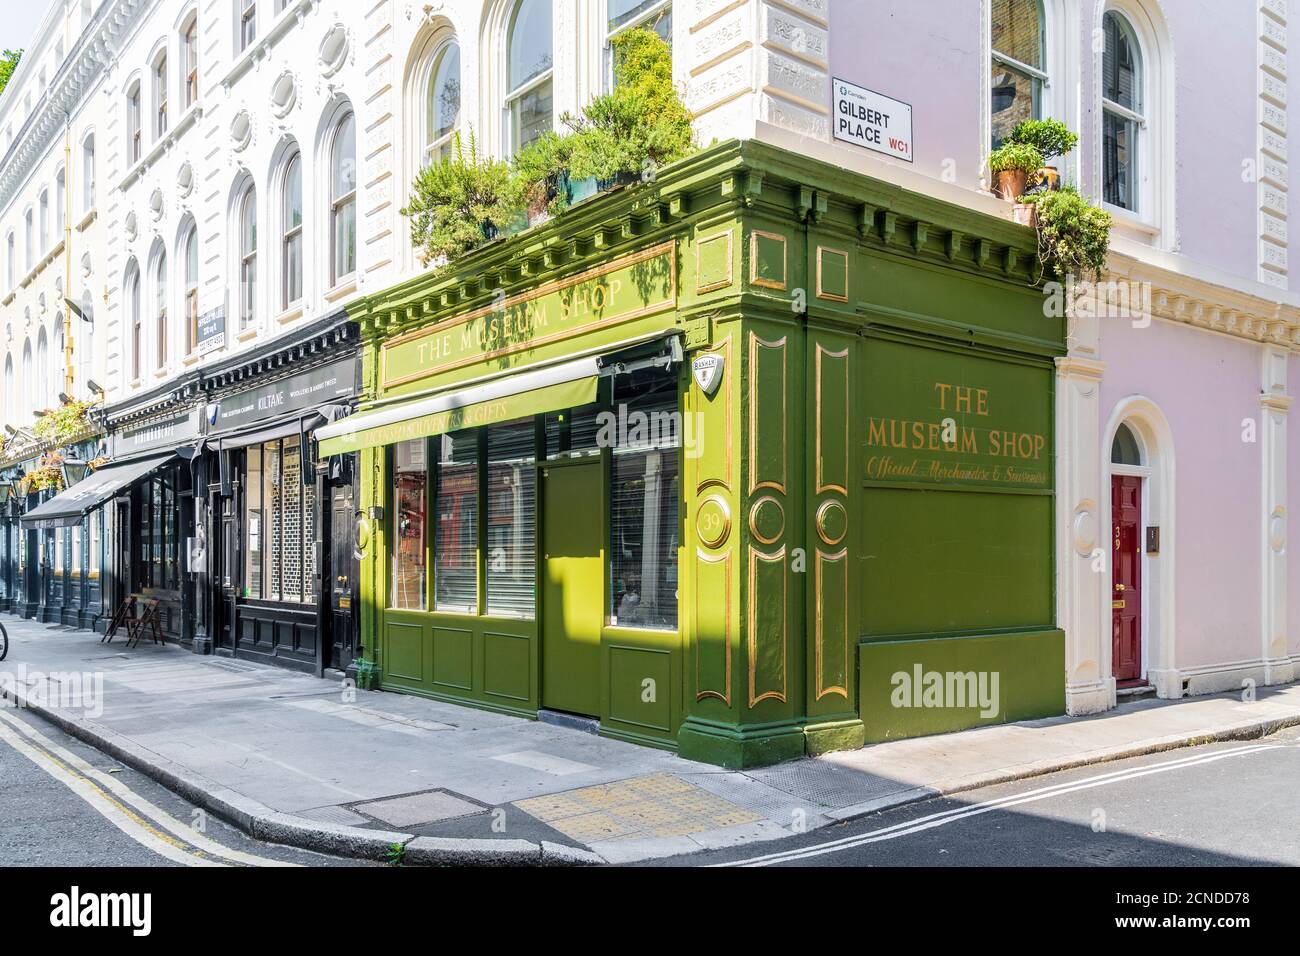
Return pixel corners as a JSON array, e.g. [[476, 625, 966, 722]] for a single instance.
[[0, 0, 153, 213]]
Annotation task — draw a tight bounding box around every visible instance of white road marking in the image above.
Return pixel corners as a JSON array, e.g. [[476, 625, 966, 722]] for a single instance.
[[720, 743, 1283, 867], [0, 709, 298, 867]]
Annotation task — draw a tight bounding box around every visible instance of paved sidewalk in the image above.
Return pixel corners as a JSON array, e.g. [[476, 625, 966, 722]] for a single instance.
[[3, 615, 1299, 865]]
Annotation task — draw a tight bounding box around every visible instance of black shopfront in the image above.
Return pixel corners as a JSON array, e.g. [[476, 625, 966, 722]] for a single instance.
[[200, 319, 361, 676]]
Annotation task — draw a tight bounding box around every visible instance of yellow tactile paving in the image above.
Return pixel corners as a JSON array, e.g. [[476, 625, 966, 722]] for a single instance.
[[514, 773, 763, 844]]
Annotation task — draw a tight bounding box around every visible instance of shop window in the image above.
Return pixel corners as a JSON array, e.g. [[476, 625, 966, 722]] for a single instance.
[[434, 431, 478, 612], [392, 439, 428, 610], [137, 471, 181, 592], [609, 371, 680, 629], [242, 437, 314, 603], [990, 0, 1045, 148], [486, 421, 536, 617]]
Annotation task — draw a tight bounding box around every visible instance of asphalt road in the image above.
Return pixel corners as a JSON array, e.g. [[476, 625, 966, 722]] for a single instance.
[[0, 704, 369, 867], [668, 725, 1300, 867]]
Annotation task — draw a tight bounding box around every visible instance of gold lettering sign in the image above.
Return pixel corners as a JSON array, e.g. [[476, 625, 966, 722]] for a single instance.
[[381, 241, 677, 389]]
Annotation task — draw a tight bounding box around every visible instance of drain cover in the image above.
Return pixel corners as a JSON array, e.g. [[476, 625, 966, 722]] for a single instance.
[[354, 790, 485, 827]]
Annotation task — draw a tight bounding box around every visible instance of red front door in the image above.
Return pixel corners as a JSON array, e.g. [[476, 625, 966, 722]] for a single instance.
[[1111, 475, 1143, 683]]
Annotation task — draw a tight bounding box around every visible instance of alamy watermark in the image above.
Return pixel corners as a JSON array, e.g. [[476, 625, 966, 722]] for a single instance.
[[1043, 276, 1153, 328], [594, 404, 705, 458], [0, 664, 104, 718], [890, 664, 1001, 719]]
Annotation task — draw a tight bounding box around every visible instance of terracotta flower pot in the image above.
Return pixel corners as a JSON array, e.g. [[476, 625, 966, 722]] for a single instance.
[[1012, 202, 1038, 228], [993, 168, 1029, 201]]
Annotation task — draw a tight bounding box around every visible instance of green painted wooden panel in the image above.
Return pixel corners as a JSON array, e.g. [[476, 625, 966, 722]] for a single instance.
[[432, 626, 473, 691], [861, 487, 1053, 636], [748, 548, 788, 706], [606, 642, 674, 734], [858, 629, 1065, 742], [483, 631, 532, 703], [385, 621, 425, 683]]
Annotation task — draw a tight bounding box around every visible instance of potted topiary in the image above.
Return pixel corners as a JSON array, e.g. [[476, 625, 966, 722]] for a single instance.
[[511, 130, 574, 225], [1008, 118, 1079, 192], [402, 129, 520, 270], [1018, 186, 1113, 282], [988, 141, 1043, 203]]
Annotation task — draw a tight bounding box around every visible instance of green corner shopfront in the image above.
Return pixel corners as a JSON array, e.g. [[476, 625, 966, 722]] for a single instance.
[[319, 140, 1067, 768]]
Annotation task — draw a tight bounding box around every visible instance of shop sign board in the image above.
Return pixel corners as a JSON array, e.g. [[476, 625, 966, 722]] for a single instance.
[[381, 241, 677, 388], [863, 340, 1051, 491], [212, 357, 359, 435], [110, 407, 204, 459]]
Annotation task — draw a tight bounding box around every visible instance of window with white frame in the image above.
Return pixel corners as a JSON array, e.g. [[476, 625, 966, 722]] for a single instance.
[[127, 83, 142, 164], [3, 357, 13, 425], [24, 208, 33, 272], [35, 327, 48, 410], [505, 0, 553, 153], [183, 224, 200, 351], [1101, 9, 1142, 213], [153, 251, 168, 370], [990, 0, 1045, 147], [154, 51, 168, 138], [126, 262, 141, 380], [606, 0, 671, 88], [282, 151, 303, 307], [55, 169, 65, 235], [82, 135, 95, 212], [38, 190, 49, 253], [329, 111, 356, 284], [21, 340, 32, 417], [182, 14, 199, 108], [239, 0, 257, 53], [425, 39, 461, 166], [238, 186, 257, 328], [5, 232, 14, 289]]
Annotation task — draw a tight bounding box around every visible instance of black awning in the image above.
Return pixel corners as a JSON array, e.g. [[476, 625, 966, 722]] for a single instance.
[[20, 453, 175, 529]]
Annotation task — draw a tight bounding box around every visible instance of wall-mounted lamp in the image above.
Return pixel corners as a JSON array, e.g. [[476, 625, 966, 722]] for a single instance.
[[57, 391, 73, 405], [60, 458, 90, 487], [86, 379, 105, 396]]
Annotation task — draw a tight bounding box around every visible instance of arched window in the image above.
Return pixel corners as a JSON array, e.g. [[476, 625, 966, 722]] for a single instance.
[[1111, 421, 1143, 466], [182, 13, 199, 109], [79, 289, 95, 391], [153, 49, 169, 138], [425, 39, 461, 165], [53, 319, 65, 402], [606, 0, 671, 87], [125, 261, 141, 380], [38, 189, 49, 253], [183, 223, 200, 351], [55, 168, 66, 235], [23, 207, 33, 271], [20, 340, 32, 417], [282, 150, 303, 308], [5, 232, 14, 290], [505, 0, 553, 153], [3, 356, 13, 427], [127, 81, 142, 164], [238, 187, 257, 328], [239, 0, 257, 53], [153, 251, 168, 370], [82, 134, 96, 212], [990, 0, 1045, 147], [35, 328, 48, 412], [1102, 9, 1142, 212], [329, 111, 356, 284]]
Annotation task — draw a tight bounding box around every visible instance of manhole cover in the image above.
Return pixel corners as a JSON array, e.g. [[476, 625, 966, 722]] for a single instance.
[[354, 790, 485, 827]]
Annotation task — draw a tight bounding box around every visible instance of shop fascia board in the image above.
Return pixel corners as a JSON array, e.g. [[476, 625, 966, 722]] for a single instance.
[[351, 139, 1047, 343], [102, 371, 204, 431]]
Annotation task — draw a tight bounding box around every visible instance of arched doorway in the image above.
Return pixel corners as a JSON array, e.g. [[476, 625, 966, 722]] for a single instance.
[[1104, 399, 1177, 698]]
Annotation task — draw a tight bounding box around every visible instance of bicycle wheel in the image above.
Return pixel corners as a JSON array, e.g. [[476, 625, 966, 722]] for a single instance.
[[0, 620, 7, 662]]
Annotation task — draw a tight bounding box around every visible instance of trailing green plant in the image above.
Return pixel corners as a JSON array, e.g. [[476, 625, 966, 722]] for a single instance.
[[401, 130, 519, 269], [988, 141, 1044, 174], [1020, 186, 1113, 281], [20, 452, 64, 495], [1008, 118, 1078, 160], [32, 399, 93, 446]]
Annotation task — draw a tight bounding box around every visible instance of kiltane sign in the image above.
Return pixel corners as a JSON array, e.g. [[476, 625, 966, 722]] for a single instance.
[[832, 77, 914, 163], [863, 340, 1050, 490], [381, 241, 677, 389]]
